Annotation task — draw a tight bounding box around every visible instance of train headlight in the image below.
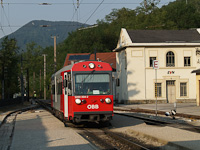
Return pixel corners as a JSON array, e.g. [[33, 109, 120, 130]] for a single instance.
[[89, 63, 95, 69], [105, 98, 112, 104], [75, 99, 82, 105]]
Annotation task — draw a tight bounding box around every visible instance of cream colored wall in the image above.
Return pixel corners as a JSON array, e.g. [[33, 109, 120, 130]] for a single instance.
[[196, 73, 200, 106], [126, 47, 146, 100], [123, 46, 197, 102], [116, 28, 132, 48], [116, 51, 128, 102]]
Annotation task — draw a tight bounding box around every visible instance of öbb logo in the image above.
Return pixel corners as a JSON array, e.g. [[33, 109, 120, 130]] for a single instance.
[[87, 104, 99, 109]]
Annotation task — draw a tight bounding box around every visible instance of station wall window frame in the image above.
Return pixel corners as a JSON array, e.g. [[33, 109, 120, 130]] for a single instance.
[[180, 82, 187, 97], [184, 57, 191, 67], [155, 83, 162, 97], [150, 57, 156, 67], [166, 51, 175, 67]]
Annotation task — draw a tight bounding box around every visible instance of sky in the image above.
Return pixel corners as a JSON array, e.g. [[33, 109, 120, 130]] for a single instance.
[[0, 0, 175, 38]]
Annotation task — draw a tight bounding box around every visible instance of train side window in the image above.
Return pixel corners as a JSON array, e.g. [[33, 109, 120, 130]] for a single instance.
[[68, 74, 72, 90], [63, 79, 67, 87], [57, 82, 62, 95], [51, 85, 55, 94], [67, 74, 72, 95], [116, 78, 120, 86]]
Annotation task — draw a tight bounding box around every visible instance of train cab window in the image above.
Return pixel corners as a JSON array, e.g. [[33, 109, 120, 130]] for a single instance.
[[75, 74, 111, 95]]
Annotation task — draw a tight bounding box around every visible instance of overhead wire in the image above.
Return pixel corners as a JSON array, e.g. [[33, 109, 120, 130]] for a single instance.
[[60, 0, 83, 39], [2, 5, 13, 33], [2, 2, 143, 5], [84, 0, 104, 24], [0, 3, 6, 36]]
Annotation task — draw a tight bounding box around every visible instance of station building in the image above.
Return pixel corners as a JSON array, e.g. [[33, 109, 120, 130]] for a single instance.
[[114, 28, 200, 106]]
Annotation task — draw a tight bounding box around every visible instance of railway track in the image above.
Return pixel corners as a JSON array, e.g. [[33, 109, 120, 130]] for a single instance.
[[77, 127, 151, 150], [36, 99, 152, 150], [62, 120, 151, 150]]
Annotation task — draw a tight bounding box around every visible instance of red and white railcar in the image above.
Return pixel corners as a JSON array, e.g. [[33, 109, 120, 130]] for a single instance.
[[51, 61, 113, 123]]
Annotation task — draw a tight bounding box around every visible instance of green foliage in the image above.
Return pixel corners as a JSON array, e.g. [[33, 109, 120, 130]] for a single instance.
[[0, 37, 19, 99], [22, 42, 43, 97], [161, 0, 200, 29]]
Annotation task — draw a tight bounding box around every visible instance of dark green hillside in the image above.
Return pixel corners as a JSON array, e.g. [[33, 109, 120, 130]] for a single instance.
[[0, 20, 88, 51]]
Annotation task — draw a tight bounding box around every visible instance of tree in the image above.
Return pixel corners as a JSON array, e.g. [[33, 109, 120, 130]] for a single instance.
[[0, 37, 19, 99], [161, 0, 200, 29], [23, 42, 43, 97], [136, 0, 161, 14]]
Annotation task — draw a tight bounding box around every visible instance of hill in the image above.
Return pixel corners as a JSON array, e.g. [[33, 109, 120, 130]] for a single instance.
[[0, 20, 88, 51]]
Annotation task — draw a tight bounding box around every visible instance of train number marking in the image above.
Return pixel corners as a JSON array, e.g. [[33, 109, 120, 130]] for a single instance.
[[87, 104, 99, 109]]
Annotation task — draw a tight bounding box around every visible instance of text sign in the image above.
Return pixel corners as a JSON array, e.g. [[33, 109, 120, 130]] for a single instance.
[[153, 60, 159, 69], [87, 104, 99, 110]]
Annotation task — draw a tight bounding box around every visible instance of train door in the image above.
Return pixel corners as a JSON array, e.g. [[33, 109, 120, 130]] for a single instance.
[[64, 72, 68, 117], [55, 76, 57, 102]]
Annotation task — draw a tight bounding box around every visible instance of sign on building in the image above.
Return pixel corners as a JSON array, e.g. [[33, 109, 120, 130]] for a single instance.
[[153, 60, 159, 69]]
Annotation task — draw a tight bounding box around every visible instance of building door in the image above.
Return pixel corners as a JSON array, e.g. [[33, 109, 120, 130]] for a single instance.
[[166, 80, 176, 103]]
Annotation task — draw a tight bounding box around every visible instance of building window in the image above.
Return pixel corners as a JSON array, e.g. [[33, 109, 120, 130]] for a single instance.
[[166, 51, 175, 67], [184, 57, 191, 67], [150, 57, 156, 67], [155, 83, 162, 97], [180, 83, 187, 96]]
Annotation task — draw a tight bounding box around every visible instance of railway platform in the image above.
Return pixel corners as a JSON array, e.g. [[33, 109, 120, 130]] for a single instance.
[[114, 102, 200, 150], [1, 107, 96, 150]]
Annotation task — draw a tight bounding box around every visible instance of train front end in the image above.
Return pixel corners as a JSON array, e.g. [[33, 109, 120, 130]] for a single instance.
[[69, 61, 113, 123]]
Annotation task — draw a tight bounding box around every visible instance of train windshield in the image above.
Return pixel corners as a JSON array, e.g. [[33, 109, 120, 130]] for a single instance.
[[75, 73, 111, 95]]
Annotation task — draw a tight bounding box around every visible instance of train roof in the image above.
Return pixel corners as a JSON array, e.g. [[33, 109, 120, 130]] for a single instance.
[[51, 60, 112, 78], [51, 64, 73, 78]]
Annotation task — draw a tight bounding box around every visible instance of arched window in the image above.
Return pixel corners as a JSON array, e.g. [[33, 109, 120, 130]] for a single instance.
[[166, 51, 175, 67]]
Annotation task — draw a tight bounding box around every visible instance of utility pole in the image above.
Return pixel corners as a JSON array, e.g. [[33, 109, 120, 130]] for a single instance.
[[20, 54, 24, 103], [43, 54, 47, 100], [51, 36, 58, 73], [40, 69, 41, 98], [27, 69, 29, 101], [1, 65, 4, 100], [33, 72, 35, 93]]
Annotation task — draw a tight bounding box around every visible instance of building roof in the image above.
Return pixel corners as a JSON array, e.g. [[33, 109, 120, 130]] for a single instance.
[[191, 68, 200, 74], [127, 29, 200, 43], [63, 52, 116, 70]]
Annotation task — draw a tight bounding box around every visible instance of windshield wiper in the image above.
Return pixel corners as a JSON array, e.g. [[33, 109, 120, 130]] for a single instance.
[[81, 70, 95, 86]]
